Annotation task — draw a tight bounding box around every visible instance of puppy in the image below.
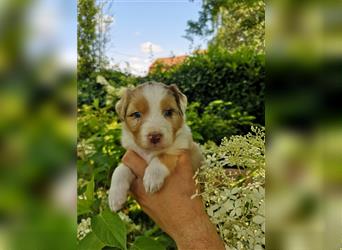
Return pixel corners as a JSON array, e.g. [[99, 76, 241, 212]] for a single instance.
[[108, 82, 203, 212]]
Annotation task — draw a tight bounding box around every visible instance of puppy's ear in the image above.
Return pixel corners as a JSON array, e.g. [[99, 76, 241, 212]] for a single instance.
[[115, 88, 132, 120], [168, 84, 187, 115]]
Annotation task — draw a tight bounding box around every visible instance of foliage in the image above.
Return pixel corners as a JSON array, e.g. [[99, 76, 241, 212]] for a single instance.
[[195, 126, 265, 249], [94, 0, 114, 70], [78, 0, 114, 77], [99, 69, 141, 88], [77, 104, 123, 191], [78, 69, 140, 108], [77, 210, 167, 250], [78, 0, 116, 107], [77, 176, 175, 249], [78, 0, 98, 80], [78, 0, 106, 106], [144, 48, 265, 124], [186, 0, 265, 53], [187, 100, 255, 144]]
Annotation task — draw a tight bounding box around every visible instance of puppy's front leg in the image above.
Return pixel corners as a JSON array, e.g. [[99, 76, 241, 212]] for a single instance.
[[143, 155, 177, 193], [108, 163, 135, 212], [143, 157, 169, 193]]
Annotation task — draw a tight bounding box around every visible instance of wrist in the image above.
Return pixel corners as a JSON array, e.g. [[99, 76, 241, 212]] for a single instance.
[[168, 199, 225, 250], [176, 220, 225, 250]]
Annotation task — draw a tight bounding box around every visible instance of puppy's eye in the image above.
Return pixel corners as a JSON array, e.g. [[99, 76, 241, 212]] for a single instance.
[[130, 112, 141, 119], [164, 109, 174, 118]]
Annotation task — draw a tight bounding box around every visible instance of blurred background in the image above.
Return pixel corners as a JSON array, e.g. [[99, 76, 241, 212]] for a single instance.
[[0, 0, 76, 249], [267, 0, 342, 249]]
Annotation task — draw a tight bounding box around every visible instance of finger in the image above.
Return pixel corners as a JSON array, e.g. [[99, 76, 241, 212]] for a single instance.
[[122, 150, 147, 178], [178, 150, 192, 166], [176, 151, 194, 175], [130, 178, 146, 200]]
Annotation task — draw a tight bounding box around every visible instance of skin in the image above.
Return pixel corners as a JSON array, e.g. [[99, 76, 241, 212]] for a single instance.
[[122, 150, 226, 250]]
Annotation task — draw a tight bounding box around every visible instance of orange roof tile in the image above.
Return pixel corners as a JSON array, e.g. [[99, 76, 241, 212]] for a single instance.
[[148, 50, 207, 73], [149, 55, 187, 73]]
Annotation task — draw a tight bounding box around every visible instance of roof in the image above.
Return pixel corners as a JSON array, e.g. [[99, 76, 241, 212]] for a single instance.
[[148, 50, 207, 73], [149, 55, 188, 73]]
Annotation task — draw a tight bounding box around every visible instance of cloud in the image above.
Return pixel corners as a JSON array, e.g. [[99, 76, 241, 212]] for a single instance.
[[118, 57, 152, 76], [140, 41, 163, 54], [129, 57, 141, 62]]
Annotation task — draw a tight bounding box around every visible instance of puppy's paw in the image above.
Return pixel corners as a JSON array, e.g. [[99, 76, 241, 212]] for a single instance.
[[108, 163, 134, 212], [108, 187, 128, 212], [143, 163, 169, 193], [143, 172, 164, 193]]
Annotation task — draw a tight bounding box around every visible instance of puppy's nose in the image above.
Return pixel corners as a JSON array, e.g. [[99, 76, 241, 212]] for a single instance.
[[148, 132, 162, 144]]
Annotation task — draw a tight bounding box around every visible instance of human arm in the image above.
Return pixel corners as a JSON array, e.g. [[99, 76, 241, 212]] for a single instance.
[[122, 150, 225, 250]]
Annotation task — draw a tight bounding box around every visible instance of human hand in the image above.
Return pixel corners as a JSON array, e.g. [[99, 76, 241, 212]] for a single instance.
[[122, 150, 225, 250]]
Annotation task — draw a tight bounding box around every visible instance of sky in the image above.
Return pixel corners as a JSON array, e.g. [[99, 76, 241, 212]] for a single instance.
[[105, 0, 207, 76]]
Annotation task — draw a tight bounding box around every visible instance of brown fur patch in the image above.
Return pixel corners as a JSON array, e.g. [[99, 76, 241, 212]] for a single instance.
[[160, 94, 184, 137], [158, 153, 179, 172], [167, 84, 187, 115], [115, 88, 132, 120], [125, 93, 149, 144]]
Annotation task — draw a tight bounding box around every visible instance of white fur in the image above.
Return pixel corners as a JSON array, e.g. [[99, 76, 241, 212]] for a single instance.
[[139, 84, 173, 149], [109, 83, 203, 211], [143, 157, 170, 193], [108, 163, 135, 212]]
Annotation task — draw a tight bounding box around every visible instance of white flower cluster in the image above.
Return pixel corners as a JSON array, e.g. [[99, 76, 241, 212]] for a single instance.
[[118, 211, 142, 233], [96, 187, 107, 199], [77, 217, 92, 240], [77, 139, 96, 159], [196, 127, 265, 250]]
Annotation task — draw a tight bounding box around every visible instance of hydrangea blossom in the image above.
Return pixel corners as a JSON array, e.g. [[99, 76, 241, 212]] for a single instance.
[[195, 127, 265, 250]]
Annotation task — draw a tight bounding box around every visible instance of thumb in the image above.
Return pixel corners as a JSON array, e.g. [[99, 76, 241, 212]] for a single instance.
[[176, 151, 194, 176], [122, 150, 147, 178]]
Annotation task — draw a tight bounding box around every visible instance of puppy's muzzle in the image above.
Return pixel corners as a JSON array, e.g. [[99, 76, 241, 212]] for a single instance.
[[148, 132, 162, 145]]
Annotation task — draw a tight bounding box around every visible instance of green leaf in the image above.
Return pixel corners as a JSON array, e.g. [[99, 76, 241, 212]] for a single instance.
[[77, 198, 92, 216], [78, 232, 105, 250], [154, 234, 176, 249], [85, 176, 95, 202], [92, 211, 127, 250], [93, 98, 99, 109], [130, 236, 165, 250]]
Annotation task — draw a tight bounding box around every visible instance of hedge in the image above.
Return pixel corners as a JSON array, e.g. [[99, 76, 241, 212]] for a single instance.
[[143, 47, 265, 124]]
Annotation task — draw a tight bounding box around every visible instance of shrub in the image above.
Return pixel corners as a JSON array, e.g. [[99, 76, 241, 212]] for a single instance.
[[195, 126, 265, 249], [143, 47, 265, 124], [187, 100, 255, 144], [78, 76, 107, 108], [77, 104, 123, 191], [99, 69, 140, 88], [78, 70, 139, 108]]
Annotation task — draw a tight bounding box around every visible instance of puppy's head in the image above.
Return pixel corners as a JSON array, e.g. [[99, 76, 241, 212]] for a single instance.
[[116, 82, 187, 150]]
